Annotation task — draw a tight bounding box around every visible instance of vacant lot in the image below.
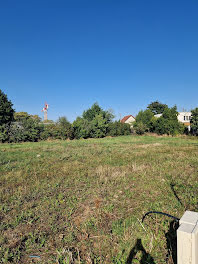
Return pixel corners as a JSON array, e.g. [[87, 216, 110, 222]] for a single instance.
[[0, 135, 198, 263]]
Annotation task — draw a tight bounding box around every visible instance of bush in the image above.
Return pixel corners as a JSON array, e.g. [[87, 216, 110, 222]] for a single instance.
[[0, 124, 10, 142], [107, 121, 131, 136], [154, 106, 184, 135], [7, 122, 26, 142], [0, 117, 44, 143], [56, 117, 74, 139], [40, 118, 74, 140], [73, 117, 92, 139], [73, 103, 114, 139], [133, 122, 147, 135], [135, 109, 154, 132], [21, 118, 44, 141]]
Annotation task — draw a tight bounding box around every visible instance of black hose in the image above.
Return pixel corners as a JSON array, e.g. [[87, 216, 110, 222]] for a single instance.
[[142, 211, 180, 223]]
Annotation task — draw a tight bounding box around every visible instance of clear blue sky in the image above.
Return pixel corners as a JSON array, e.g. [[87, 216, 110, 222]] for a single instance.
[[0, 0, 198, 121]]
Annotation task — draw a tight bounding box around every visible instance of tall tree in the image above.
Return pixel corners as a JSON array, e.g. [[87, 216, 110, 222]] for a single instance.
[[147, 101, 168, 115], [0, 89, 15, 125], [82, 103, 114, 122]]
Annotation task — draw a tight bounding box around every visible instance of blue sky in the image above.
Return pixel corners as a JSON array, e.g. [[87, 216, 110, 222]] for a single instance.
[[0, 0, 198, 121]]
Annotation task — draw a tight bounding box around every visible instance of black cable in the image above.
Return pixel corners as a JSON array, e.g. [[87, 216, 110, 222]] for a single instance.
[[142, 211, 180, 223]]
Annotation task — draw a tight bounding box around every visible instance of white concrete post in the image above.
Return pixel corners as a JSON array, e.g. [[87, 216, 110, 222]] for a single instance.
[[177, 211, 198, 264]]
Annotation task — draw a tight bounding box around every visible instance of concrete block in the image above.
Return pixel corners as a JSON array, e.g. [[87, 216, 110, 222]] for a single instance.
[[192, 224, 198, 264], [177, 211, 198, 264], [177, 223, 194, 264], [179, 210, 198, 226]]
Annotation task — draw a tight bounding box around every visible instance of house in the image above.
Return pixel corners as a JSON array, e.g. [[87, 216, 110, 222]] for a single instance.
[[154, 112, 192, 130], [177, 112, 191, 125], [121, 115, 136, 124], [177, 112, 192, 130]]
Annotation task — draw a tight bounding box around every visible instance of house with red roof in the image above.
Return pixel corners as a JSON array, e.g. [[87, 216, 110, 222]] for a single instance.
[[121, 115, 136, 124]]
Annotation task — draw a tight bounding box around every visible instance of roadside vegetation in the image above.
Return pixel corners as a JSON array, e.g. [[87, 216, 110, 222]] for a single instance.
[[0, 135, 198, 263]]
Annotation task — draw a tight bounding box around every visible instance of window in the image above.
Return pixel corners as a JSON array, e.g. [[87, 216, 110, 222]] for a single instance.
[[184, 116, 186, 121]]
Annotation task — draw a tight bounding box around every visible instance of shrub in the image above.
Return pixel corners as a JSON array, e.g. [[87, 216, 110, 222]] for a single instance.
[[73, 117, 92, 139], [154, 106, 184, 135], [107, 121, 131, 136], [73, 103, 114, 139], [40, 118, 74, 141], [133, 122, 147, 135], [56, 117, 74, 139], [0, 124, 10, 142], [135, 109, 154, 132]]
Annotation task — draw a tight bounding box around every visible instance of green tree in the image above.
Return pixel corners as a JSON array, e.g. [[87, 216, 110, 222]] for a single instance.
[[14, 112, 29, 121], [73, 103, 114, 139], [190, 108, 198, 136], [14, 112, 41, 122], [0, 89, 15, 125], [134, 109, 154, 132], [82, 103, 114, 123], [147, 101, 168, 115], [90, 113, 109, 138], [133, 122, 147, 135], [56, 116, 74, 139], [155, 106, 184, 135], [73, 117, 92, 139]]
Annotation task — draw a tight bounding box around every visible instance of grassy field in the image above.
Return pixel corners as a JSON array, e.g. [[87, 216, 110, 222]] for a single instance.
[[0, 135, 198, 264]]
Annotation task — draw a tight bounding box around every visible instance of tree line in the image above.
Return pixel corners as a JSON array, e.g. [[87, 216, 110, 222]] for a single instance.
[[0, 89, 198, 143], [0, 90, 130, 143], [133, 101, 198, 136]]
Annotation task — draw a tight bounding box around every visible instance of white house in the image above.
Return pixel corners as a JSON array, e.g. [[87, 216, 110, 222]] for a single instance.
[[177, 112, 191, 124], [154, 112, 192, 130]]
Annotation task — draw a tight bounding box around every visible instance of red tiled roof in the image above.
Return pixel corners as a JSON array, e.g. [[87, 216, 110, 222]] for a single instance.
[[121, 115, 135, 123]]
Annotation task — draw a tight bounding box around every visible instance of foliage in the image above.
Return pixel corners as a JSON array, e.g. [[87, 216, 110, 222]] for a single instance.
[[40, 117, 74, 140], [14, 112, 41, 122], [134, 109, 154, 133], [56, 116, 74, 139], [107, 121, 131, 136], [134, 105, 184, 136], [135, 109, 154, 131], [0, 89, 15, 126], [73, 103, 114, 139], [14, 112, 29, 121], [147, 101, 168, 115], [82, 102, 114, 123], [133, 121, 147, 135], [0, 115, 44, 143], [7, 122, 26, 142], [73, 117, 92, 139], [190, 107, 198, 136], [155, 106, 184, 135], [0, 124, 10, 142], [20, 118, 44, 142]]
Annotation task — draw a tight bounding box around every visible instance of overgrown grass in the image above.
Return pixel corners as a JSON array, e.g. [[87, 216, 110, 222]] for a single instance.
[[0, 135, 198, 263]]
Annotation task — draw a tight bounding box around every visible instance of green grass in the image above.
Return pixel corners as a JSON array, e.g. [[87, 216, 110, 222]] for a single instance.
[[0, 135, 198, 263]]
